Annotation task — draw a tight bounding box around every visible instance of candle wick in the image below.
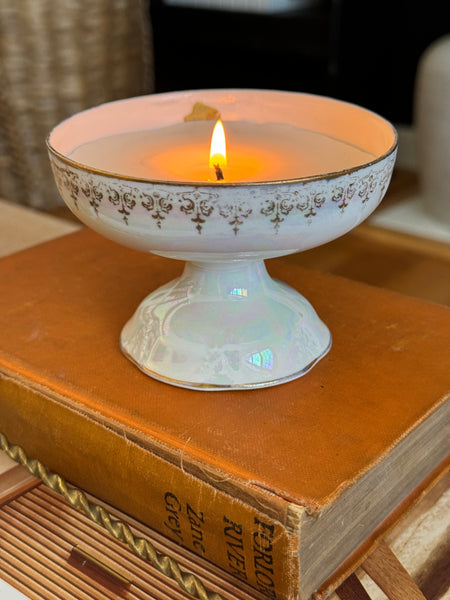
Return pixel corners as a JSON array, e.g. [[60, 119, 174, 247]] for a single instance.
[[214, 164, 224, 181]]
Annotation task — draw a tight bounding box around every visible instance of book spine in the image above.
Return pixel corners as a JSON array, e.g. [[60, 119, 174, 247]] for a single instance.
[[0, 372, 299, 600]]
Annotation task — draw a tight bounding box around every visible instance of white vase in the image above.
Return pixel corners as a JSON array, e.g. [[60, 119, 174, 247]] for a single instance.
[[415, 35, 450, 223]]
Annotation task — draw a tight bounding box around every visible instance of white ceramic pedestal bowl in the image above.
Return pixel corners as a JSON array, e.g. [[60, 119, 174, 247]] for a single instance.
[[48, 90, 397, 390]]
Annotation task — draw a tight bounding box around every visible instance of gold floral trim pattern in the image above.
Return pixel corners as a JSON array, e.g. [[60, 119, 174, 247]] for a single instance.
[[50, 154, 395, 236]]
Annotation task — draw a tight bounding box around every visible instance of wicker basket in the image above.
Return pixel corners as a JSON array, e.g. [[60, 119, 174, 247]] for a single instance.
[[0, 0, 153, 210]]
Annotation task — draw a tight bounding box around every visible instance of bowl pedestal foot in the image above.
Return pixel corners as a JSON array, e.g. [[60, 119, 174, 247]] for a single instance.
[[121, 259, 331, 390]]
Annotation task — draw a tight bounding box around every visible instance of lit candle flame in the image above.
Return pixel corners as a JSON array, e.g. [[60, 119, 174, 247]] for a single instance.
[[209, 119, 227, 180]]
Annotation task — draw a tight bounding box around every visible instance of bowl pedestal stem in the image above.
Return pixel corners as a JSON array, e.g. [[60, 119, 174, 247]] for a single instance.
[[120, 259, 331, 390]]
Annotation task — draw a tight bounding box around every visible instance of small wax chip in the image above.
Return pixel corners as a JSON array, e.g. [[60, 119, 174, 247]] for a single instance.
[[184, 102, 220, 122]]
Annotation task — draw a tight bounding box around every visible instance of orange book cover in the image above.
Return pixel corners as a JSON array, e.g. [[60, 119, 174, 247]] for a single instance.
[[0, 229, 448, 600]]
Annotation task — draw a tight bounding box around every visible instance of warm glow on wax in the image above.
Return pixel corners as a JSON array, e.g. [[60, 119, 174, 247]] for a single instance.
[[69, 120, 378, 184], [209, 119, 227, 169]]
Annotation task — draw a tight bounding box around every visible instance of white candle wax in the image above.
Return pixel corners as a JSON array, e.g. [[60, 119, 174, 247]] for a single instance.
[[69, 120, 376, 183]]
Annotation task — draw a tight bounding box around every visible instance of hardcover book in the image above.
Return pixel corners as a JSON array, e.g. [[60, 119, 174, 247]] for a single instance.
[[0, 229, 448, 600]]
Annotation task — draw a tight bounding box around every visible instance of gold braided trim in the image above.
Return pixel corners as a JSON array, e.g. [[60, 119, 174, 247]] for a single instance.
[[0, 432, 225, 600]]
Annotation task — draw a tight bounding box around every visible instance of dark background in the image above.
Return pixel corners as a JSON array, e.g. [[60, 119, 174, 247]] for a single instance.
[[149, 0, 448, 125]]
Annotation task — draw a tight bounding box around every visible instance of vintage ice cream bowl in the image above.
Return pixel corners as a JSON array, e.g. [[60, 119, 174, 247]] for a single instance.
[[47, 89, 397, 390]]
